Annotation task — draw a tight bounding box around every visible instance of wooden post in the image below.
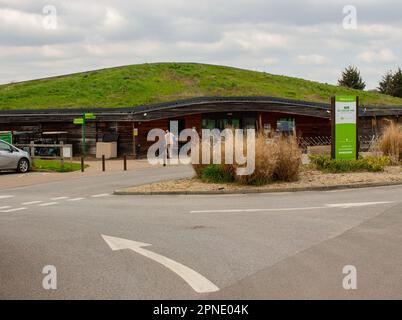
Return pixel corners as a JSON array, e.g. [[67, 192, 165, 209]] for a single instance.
[[124, 154, 127, 171], [60, 141, 64, 168], [132, 122, 136, 158], [30, 141, 35, 166], [102, 155, 105, 172], [81, 157, 84, 172]]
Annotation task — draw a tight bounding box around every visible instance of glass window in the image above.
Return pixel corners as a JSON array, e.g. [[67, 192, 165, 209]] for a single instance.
[[277, 118, 295, 134], [0, 141, 11, 151], [202, 119, 216, 130]]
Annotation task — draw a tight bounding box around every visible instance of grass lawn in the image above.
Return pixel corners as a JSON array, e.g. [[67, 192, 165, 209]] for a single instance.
[[32, 159, 85, 173], [1, 62, 402, 110]]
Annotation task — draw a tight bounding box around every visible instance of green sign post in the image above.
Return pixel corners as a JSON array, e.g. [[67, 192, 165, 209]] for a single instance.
[[0, 131, 12, 144], [331, 96, 359, 160], [73, 113, 96, 157]]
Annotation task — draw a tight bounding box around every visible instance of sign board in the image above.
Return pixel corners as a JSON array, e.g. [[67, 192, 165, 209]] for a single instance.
[[133, 128, 139, 137], [0, 131, 12, 144], [73, 118, 84, 125], [62, 145, 72, 158], [332, 96, 358, 160], [84, 113, 96, 120]]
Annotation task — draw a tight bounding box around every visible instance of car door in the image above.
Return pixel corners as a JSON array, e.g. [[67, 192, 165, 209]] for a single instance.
[[0, 141, 16, 169]]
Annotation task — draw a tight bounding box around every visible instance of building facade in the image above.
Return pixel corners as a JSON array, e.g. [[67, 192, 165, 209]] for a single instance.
[[1, 97, 401, 157]]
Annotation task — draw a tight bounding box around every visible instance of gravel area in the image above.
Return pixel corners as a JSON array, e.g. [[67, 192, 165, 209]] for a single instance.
[[121, 166, 402, 193]]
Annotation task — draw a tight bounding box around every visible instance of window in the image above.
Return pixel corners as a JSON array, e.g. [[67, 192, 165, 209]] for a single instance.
[[0, 141, 11, 152], [277, 118, 295, 134]]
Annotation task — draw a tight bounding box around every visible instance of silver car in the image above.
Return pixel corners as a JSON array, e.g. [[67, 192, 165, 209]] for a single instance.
[[0, 140, 31, 173]]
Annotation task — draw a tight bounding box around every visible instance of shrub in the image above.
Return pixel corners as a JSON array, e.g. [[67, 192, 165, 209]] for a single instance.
[[200, 164, 233, 183], [309, 154, 390, 173], [378, 122, 402, 163], [192, 140, 214, 178]]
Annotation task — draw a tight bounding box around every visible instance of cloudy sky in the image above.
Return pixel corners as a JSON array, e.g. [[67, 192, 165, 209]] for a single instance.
[[0, 0, 401, 89]]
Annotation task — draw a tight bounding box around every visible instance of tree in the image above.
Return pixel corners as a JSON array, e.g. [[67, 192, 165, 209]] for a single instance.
[[338, 66, 366, 90], [378, 70, 394, 95], [379, 68, 402, 98], [391, 68, 402, 98]]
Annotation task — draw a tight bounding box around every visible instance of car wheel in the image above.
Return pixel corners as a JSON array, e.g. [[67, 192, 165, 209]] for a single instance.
[[17, 158, 30, 173]]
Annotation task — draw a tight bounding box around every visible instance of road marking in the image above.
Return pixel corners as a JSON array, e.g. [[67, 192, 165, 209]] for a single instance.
[[67, 198, 85, 202], [190, 206, 324, 214], [0, 195, 14, 199], [191, 202, 396, 214], [326, 201, 394, 208], [91, 194, 111, 198], [102, 235, 220, 294], [50, 197, 69, 201], [38, 202, 59, 207], [0, 206, 11, 210], [0, 207, 27, 213], [22, 201, 43, 205]]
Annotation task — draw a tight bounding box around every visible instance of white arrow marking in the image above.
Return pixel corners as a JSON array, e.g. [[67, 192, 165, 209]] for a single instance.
[[102, 235, 219, 294], [326, 201, 394, 208]]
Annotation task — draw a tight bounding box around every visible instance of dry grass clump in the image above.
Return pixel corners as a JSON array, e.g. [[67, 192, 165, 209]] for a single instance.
[[378, 122, 402, 163], [191, 133, 302, 185], [235, 135, 278, 185], [273, 136, 302, 182]]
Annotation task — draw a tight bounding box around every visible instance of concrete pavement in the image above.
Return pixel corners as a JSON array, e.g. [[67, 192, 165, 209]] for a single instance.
[[0, 165, 401, 299]]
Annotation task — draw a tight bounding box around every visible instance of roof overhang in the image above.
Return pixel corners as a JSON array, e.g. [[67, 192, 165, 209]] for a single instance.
[[0, 96, 400, 123]]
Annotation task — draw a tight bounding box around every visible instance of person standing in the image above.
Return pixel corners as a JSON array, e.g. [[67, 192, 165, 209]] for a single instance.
[[165, 129, 175, 160]]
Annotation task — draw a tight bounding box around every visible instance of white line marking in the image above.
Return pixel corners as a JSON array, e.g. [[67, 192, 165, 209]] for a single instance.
[[0, 195, 14, 199], [50, 197, 69, 201], [102, 235, 219, 294], [22, 201, 43, 205], [191, 202, 396, 214], [190, 206, 324, 214], [326, 201, 394, 208], [91, 194, 111, 198], [67, 198, 85, 202], [0, 206, 11, 210], [38, 202, 59, 207], [0, 207, 27, 213]]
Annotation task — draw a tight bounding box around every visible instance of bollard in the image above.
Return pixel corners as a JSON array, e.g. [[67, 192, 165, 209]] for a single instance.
[[81, 157, 84, 172], [124, 154, 127, 171], [102, 155, 105, 172]]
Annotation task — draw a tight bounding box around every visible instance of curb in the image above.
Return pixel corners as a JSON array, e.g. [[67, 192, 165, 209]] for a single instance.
[[113, 181, 402, 196]]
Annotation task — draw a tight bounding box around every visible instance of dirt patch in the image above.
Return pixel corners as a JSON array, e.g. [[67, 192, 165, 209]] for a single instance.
[[119, 166, 402, 194]]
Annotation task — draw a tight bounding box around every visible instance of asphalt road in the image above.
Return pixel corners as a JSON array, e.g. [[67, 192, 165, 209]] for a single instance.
[[0, 165, 401, 299]]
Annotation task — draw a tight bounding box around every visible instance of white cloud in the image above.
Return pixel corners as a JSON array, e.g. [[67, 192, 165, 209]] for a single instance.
[[296, 54, 329, 65], [358, 49, 397, 63], [0, 0, 401, 90]]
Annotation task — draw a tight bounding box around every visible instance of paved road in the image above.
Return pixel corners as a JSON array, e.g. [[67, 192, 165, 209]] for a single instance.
[[0, 165, 401, 299]]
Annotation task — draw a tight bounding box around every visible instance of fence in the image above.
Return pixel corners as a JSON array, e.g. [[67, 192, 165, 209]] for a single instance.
[[297, 134, 380, 152], [15, 142, 73, 166]]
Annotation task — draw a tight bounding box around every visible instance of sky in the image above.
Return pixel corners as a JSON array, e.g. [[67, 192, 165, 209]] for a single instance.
[[0, 0, 401, 89]]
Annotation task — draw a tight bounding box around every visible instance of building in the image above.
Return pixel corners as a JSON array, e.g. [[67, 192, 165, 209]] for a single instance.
[[1, 96, 401, 157]]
